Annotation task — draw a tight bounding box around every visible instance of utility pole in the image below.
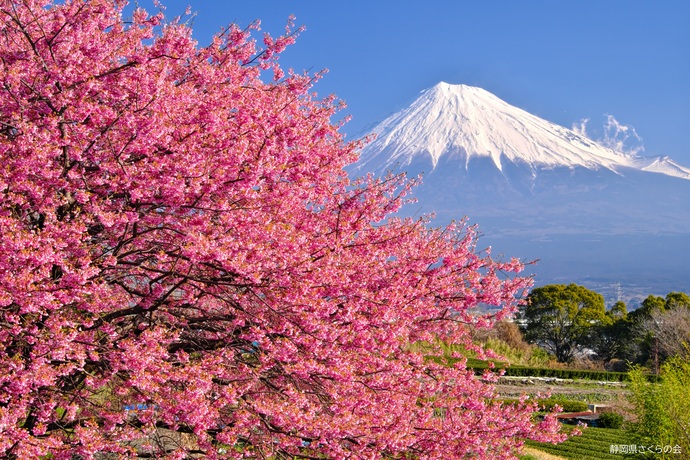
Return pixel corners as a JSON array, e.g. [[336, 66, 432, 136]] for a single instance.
[[653, 335, 659, 375]]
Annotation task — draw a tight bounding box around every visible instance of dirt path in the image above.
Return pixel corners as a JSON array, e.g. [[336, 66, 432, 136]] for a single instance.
[[521, 446, 567, 460]]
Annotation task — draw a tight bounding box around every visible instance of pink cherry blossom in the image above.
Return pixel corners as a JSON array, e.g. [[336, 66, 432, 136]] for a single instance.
[[0, 1, 565, 458]]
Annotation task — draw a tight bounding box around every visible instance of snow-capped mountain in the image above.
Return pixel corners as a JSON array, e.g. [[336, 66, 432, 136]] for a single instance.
[[634, 156, 690, 180], [357, 82, 690, 181], [353, 82, 690, 297]]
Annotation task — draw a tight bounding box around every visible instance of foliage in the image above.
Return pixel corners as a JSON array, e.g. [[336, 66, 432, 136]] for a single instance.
[[632, 295, 666, 320], [0, 1, 565, 458], [608, 301, 628, 321], [590, 301, 632, 363], [514, 288, 690, 368], [641, 305, 690, 362], [427, 329, 554, 369], [627, 357, 690, 458], [628, 292, 690, 325], [625, 293, 690, 368], [663, 292, 690, 310], [597, 412, 623, 429], [482, 337, 555, 368], [519, 284, 609, 363], [468, 319, 557, 368], [537, 398, 588, 413]]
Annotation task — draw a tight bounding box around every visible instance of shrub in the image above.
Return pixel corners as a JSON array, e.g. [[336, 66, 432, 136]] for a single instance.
[[628, 358, 690, 455], [539, 398, 589, 413], [597, 411, 624, 429]]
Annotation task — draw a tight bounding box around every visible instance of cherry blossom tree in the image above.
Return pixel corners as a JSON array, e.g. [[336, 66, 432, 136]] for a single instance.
[[0, 1, 564, 458]]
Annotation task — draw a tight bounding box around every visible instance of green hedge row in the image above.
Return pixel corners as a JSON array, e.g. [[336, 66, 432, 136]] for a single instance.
[[429, 355, 661, 383], [498, 397, 588, 413], [538, 397, 589, 413]]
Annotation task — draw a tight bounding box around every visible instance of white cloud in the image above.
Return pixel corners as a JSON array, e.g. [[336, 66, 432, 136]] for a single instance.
[[601, 114, 644, 156], [573, 115, 644, 157], [571, 118, 590, 138]]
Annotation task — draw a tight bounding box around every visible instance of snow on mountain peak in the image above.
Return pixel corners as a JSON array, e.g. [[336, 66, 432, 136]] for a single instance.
[[634, 156, 690, 180], [356, 83, 687, 180]]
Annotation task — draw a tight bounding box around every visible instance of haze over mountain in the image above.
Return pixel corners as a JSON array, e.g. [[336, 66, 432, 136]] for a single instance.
[[354, 82, 690, 302]]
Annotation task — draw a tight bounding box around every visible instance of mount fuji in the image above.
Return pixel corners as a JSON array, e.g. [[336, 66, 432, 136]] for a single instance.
[[354, 82, 690, 302]]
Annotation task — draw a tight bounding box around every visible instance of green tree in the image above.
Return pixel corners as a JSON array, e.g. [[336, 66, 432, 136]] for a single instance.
[[664, 291, 690, 310], [609, 300, 628, 320], [519, 284, 609, 363], [626, 295, 666, 368], [628, 357, 690, 458], [629, 295, 666, 324], [593, 301, 631, 363], [628, 292, 690, 369]]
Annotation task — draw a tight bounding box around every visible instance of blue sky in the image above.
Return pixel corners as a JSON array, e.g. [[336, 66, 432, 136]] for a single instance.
[[145, 1, 689, 163]]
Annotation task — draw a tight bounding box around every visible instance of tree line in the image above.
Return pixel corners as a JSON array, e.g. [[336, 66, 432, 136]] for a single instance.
[[518, 283, 690, 371]]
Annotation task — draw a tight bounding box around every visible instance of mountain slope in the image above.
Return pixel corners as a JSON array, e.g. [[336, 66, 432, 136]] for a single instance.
[[353, 82, 690, 297]]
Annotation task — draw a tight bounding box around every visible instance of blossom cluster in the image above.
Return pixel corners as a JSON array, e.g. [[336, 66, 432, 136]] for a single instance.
[[0, 1, 563, 458]]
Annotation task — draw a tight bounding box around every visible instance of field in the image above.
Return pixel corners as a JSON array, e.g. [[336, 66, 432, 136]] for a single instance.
[[495, 375, 630, 408], [525, 426, 644, 460], [496, 376, 648, 460]]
